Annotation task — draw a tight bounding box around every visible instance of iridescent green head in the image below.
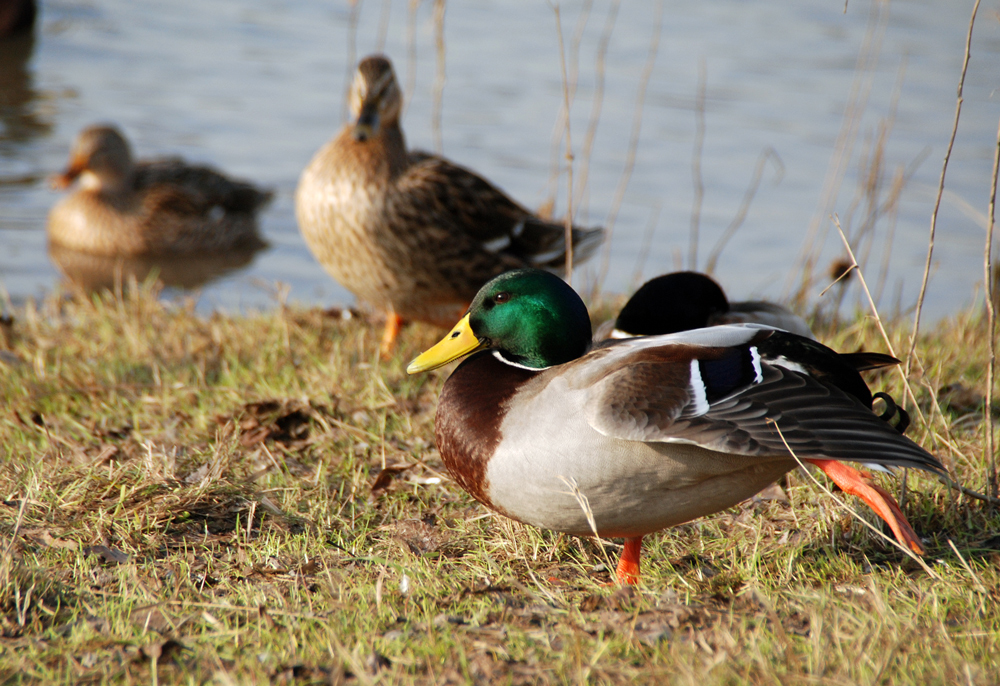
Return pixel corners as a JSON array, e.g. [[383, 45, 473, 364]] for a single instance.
[[407, 269, 592, 373]]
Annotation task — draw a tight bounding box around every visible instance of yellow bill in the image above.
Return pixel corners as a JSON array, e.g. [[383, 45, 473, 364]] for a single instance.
[[406, 314, 484, 374]]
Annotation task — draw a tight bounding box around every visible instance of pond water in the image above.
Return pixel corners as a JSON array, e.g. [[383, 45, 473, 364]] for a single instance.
[[1, 0, 998, 325]]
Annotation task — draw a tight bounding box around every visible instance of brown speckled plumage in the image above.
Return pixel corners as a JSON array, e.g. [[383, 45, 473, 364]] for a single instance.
[[295, 55, 604, 332], [47, 125, 271, 257]]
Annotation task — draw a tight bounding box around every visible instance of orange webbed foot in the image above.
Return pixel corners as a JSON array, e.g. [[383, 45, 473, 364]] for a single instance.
[[615, 536, 643, 585], [807, 459, 925, 555], [379, 311, 405, 359]]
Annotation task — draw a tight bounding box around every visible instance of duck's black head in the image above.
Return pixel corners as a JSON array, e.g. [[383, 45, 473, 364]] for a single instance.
[[614, 271, 730, 336]]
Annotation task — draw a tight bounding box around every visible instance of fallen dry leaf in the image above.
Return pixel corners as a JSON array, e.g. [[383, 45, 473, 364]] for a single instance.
[[24, 528, 78, 550], [369, 463, 415, 500], [82, 545, 129, 564]]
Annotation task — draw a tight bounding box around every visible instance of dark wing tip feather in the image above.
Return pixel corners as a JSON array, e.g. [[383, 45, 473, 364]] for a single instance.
[[585, 341, 944, 476]]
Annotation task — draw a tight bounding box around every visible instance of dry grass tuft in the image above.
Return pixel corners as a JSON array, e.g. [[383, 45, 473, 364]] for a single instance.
[[0, 285, 998, 684]]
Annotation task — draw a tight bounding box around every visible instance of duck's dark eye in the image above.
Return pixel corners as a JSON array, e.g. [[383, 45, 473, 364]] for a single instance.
[[494, 292, 510, 304]]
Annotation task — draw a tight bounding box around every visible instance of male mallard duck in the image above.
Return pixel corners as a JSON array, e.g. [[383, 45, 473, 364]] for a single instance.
[[48, 124, 271, 257], [600, 270, 911, 433], [601, 271, 815, 340], [296, 55, 604, 355], [408, 269, 943, 584]]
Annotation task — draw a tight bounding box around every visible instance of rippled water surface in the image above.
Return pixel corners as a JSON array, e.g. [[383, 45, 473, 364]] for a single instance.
[[1, 0, 998, 322]]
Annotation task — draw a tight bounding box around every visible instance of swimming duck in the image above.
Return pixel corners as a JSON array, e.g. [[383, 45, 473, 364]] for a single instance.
[[408, 269, 943, 584], [600, 270, 910, 434], [296, 55, 604, 356], [48, 124, 271, 257], [601, 271, 815, 340]]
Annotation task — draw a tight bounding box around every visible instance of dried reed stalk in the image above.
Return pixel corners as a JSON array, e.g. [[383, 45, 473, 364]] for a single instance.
[[789, 0, 888, 304], [575, 0, 620, 218], [907, 0, 980, 368], [596, 0, 663, 293], [985, 116, 999, 500], [553, 5, 576, 284], [375, 0, 392, 53], [344, 0, 364, 122], [431, 0, 446, 154], [546, 1, 592, 212], [704, 147, 784, 276], [405, 0, 421, 112], [689, 58, 706, 270]]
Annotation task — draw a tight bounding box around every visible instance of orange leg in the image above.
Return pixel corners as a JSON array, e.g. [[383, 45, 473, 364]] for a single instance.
[[379, 310, 405, 358], [806, 459, 925, 555], [615, 536, 644, 585]]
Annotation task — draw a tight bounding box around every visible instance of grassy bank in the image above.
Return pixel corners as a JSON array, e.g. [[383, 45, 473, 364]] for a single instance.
[[1, 285, 998, 684]]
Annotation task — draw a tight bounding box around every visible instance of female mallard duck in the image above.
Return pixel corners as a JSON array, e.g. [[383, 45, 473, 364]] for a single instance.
[[48, 124, 271, 257], [296, 55, 604, 355], [600, 270, 911, 433], [408, 269, 943, 584], [600, 271, 815, 340]]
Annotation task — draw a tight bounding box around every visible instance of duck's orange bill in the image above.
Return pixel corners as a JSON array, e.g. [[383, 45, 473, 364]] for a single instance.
[[406, 314, 484, 374], [807, 459, 925, 555]]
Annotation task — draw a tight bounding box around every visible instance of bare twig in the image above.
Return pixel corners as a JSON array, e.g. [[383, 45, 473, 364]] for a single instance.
[[788, 0, 888, 304], [704, 147, 784, 275], [575, 0, 620, 217], [855, 56, 908, 284], [344, 0, 363, 122], [907, 0, 980, 369], [596, 0, 662, 293], [832, 215, 927, 427], [431, 0, 446, 154], [948, 479, 1000, 507], [985, 115, 999, 501], [568, 2, 594, 113], [553, 4, 576, 284], [831, 219, 964, 469], [874, 166, 907, 307], [405, 0, 421, 115], [689, 58, 706, 271], [630, 204, 662, 289], [546, 1, 593, 215], [819, 264, 857, 297], [375, 0, 392, 53]]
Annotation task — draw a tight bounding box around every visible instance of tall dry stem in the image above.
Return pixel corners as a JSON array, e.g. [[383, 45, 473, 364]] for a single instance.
[[553, 5, 576, 284], [704, 147, 784, 276], [831, 216, 969, 475], [575, 0, 620, 220], [431, 0, 446, 154], [405, 0, 421, 114], [689, 58, 706, 271], [596, 0, 662, 294], [984, 116, 999, 500], [906, 0, 980, 371], [546, 1, 592, 211], [789, 0, 888, 305], [344, 0, 363, 122], [630, 205, 662, 288], [375, 0, 392, 53]]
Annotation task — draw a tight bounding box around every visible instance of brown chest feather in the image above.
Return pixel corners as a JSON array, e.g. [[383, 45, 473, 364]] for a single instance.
[[434, 353, 538, 510]]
